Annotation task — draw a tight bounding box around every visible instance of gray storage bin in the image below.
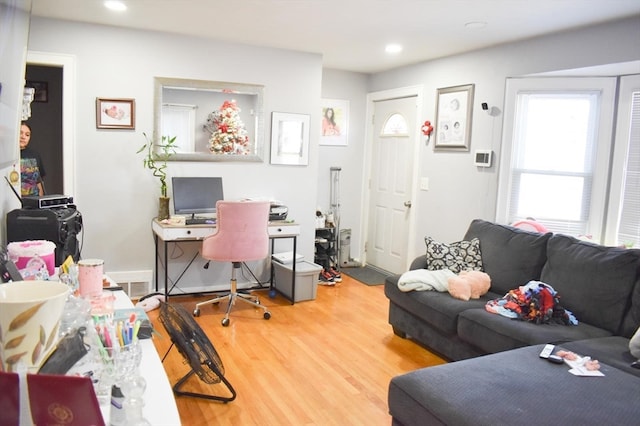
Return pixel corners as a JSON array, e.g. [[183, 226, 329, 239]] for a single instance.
[[272, 260, 322, 302]]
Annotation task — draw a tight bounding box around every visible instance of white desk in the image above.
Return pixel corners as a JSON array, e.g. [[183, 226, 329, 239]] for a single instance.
[[151, 219, 301, 303], [112, 290, 181, 425]]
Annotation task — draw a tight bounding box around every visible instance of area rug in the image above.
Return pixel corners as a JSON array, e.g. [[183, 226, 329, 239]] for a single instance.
[[342, 265, 394, 286]]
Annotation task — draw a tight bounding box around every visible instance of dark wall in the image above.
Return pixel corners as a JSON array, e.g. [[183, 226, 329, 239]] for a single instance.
[[24, 64, 63, 195]]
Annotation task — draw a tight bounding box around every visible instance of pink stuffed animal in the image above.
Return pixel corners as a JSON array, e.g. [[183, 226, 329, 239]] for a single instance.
[[447, 270, 491, 301]]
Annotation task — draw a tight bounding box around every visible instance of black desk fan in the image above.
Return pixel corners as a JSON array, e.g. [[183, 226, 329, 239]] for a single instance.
[[158, 302, 236, 402]]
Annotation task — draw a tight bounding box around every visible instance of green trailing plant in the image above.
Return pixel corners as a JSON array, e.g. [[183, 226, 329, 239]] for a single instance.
[[137, 133, 177, 197]]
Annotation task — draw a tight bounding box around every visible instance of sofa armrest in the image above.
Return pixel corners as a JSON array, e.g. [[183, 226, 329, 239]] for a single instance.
[[410, 255, 428, 270]]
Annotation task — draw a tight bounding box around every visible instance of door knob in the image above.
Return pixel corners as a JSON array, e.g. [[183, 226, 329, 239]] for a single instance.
[[404, 201, 412, 207]]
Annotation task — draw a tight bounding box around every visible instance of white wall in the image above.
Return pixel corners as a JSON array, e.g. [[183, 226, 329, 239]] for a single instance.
[[0, 1, 31, 245], [23, 17, 322, 284], [318, 69, 368, 263], [3, 15, 639, 280], [367, 16, 640, 261]]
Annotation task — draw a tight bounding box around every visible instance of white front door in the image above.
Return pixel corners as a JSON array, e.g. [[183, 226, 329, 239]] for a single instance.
[[366, 96, 417, 274]]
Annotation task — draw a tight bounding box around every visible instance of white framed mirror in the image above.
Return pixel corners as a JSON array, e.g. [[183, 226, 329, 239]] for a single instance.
[[154, 77, 265, 161]]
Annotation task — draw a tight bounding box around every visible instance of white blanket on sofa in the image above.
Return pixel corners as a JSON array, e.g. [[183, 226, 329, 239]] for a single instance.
[[397, 269, 455, 292]]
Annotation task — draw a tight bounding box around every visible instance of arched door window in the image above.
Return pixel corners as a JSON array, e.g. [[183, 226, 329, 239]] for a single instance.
[[381, 113, 409, 136]]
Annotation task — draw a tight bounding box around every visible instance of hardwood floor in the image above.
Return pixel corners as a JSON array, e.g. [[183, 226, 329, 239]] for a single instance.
[[147, 274, 446, 425]]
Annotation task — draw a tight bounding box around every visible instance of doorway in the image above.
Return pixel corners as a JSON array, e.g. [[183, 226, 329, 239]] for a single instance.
[[24, 64, 63, 194], [364, 87, 422, 274], [26, 51, 76, 198]]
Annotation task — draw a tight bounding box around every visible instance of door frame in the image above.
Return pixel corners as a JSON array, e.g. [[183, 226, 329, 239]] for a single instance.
[[362, 85, 423, 270], [26, 51, 76, 198]]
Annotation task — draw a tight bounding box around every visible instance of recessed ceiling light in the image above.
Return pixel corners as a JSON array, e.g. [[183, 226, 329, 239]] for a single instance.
[[385, 44, 403, 54], [104, 1, 127, 12], [465, 21, 487, 29]]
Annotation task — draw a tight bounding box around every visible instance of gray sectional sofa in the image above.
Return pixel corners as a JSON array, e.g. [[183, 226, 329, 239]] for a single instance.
[[385, 219, 640, 425]]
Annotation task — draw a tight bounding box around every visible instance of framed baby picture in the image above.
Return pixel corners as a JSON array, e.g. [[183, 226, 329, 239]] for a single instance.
[[434, 84, 474, 151], [96, 98, 135, 129]]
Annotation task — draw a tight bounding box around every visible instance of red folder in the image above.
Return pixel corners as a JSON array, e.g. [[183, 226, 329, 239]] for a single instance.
[[0, 372, 105, 426]]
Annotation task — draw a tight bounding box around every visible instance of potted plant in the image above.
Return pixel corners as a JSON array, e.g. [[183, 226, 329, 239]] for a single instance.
[[137, 133, 177, 220]]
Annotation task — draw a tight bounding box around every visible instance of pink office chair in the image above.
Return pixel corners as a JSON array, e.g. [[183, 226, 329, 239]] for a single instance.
[[192, 200, 272, 326]]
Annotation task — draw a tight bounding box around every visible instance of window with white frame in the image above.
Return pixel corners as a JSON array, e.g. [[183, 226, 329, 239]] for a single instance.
[[497, 77, 616, 242], [605, 74, 640, 248]]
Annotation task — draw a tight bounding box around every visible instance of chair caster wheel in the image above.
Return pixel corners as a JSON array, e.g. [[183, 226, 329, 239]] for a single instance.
[[193, 308, 200, 317], [264, 311, 271, 320], [221, 318, 230, 327], [269, 289, 276, 298]]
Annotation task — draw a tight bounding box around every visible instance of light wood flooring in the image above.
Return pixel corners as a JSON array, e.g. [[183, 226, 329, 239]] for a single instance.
[[147, 274, 446, 425]]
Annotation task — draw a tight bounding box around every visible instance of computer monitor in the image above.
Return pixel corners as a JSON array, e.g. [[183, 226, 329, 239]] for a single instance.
[[171, 177, 224, 218]]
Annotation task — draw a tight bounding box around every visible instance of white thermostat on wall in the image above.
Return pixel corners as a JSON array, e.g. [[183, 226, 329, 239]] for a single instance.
[[474, 149, 493, 167]]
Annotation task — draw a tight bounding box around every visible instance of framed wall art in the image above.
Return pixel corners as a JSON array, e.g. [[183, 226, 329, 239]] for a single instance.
[[96, 98, 135, 129], [434, 84, 474, 151], [320, 98, 349, 146], [270, 112, 310, 166]]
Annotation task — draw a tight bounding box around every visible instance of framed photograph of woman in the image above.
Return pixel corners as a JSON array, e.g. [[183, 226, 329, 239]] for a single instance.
[[434, 84, 474, 151], [320, 99, 349, 146], [96, 98, 135, 129]]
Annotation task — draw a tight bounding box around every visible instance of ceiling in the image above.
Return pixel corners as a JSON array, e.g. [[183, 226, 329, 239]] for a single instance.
[[31, 0, 640, 74]]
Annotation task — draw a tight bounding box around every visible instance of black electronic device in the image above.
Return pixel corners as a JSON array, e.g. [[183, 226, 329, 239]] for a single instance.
[[185, 217, 215, 225], [269, 204, 288, 221], [172, 177, 224, 219], [0, 249, 23, 283], [22, 194, 74, 209], [158, 302, 236, 402], [548, 354, 565, 364], [6, 207, 82, 266]]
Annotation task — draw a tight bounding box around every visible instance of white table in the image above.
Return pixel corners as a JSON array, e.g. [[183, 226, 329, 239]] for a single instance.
[[152, 219, 301, 303], [112, 290, 181, 425]]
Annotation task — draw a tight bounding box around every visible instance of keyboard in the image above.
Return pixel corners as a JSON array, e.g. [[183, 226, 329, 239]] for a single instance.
[[185, 217, 215, 225]]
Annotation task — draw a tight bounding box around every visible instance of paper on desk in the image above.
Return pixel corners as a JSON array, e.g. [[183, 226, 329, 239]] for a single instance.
[[565, 356, 605, 377]]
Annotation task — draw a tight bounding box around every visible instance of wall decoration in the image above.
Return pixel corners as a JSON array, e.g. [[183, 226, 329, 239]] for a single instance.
[[434, 84, 474, 151], [25, 81, 48, 102], [154, 77, 265, 162], [320, 98, 349, 146], [96, 98, 135, 129], [203, 99, 250, 156], [270, 112, 310, 165]]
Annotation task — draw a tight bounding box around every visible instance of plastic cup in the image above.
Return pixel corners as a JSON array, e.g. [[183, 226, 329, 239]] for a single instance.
[[78, 259, 104, 297]]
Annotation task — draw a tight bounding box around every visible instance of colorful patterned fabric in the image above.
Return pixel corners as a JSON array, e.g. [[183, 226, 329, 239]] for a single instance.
[[20, 146, 46, 196], [485, 280, 578, 325]]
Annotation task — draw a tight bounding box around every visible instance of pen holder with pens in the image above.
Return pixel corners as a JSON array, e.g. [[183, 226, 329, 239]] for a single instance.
[[92, 318, 143, 414], [95, 320, 143, 384], [101, 342, 142, 382]]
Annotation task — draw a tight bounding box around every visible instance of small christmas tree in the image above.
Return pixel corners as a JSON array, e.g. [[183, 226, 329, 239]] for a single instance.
[[204, 100, 250, 155]]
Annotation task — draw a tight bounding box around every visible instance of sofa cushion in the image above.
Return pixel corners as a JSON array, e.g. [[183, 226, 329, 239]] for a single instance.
[[562, 336, 640, 378], [388, 344, 640, 426], [384, 275, 494, 335], [541, 234, 640, 335], [620, 271, 640, 338], [457, 307, 612, 353], [463, 219, 551, 295], [424, 236, 482, 273]]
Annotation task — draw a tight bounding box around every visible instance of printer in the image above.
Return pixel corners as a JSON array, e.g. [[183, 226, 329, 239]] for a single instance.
[[269, 204, 288, 221]]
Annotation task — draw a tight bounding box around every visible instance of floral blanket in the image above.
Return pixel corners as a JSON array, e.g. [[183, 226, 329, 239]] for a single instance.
[[485, 281, 578, 325]]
